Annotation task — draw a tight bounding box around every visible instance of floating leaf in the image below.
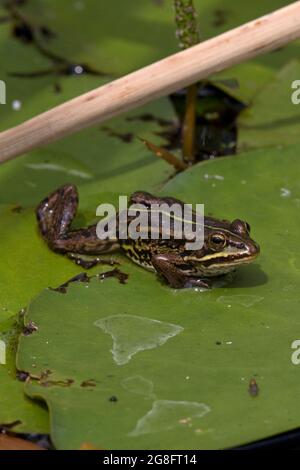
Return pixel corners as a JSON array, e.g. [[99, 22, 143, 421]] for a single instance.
[[238, 60, 300, 151], [16, 144, 300, 448], [0, 316, 48, 434]]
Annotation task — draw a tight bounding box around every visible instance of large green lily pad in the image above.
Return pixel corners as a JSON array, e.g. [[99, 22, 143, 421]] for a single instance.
[[238, 60, 300, 151], [1, 0, 300, 448], [16, 144, 300, 449]]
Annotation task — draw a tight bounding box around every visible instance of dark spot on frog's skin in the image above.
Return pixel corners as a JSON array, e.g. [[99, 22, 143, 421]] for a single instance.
[[215, 341, 222, 345], [16, 370, 30, 382], [22, 321, 38, 336], [101, 126, 134, 143], [81, 379, 96, 388], [109, 395, 118, 403], [248, 378, 259, 397]]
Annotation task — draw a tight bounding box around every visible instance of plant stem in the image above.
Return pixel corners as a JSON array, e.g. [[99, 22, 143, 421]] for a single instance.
[[182, 83, 198, 163], [174, 0, 200, 49], [174, 0, 200, 163], [140, 138, 187, 171]]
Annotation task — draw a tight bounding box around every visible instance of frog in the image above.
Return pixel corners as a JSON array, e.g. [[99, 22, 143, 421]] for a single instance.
[[36, 184, 260, 289]]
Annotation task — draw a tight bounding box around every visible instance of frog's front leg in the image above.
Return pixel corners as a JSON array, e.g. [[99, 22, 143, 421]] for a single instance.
[[36, 184, 119, 266], [151, 253, 210, 289]]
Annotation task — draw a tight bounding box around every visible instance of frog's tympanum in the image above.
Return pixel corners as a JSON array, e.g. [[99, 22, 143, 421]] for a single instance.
[[36, 184, 260, 289]]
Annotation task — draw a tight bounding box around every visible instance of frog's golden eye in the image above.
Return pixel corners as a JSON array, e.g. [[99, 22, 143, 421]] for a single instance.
[[208, 233, 226, 251]]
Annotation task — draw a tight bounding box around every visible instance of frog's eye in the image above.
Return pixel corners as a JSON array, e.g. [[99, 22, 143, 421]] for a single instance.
[[208, 233, 226, 251]]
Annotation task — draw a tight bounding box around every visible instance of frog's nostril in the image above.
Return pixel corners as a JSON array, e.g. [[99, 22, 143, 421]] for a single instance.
[[249, 241, 260, 257]]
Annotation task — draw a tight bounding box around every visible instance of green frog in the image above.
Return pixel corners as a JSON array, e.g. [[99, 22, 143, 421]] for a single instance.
[[36, 184, 260, 289]]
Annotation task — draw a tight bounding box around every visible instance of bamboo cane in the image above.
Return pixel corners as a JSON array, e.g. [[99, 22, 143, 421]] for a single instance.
[[1, 1, 300, 163]]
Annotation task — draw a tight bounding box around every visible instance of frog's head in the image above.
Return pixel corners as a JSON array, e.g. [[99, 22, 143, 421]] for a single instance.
[[188, 219, 260, 277]]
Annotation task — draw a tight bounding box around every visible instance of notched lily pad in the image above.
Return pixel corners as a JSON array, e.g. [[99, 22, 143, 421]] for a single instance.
[[15, 143, 300, 449]]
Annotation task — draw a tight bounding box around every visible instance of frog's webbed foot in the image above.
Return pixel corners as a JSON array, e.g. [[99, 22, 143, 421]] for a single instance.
[[66, 253, 120, 269], [181, 277, 210, 289], [151, 253, 211, 289], [36, 184, 78, 244]]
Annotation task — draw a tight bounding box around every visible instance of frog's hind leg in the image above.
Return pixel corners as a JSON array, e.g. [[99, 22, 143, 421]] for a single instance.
[[36, 184, 78, 243], [36, 184, 120, 267]]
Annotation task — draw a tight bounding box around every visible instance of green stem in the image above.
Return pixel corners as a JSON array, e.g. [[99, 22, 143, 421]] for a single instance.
[[174, 0, 200, 164], [140, 138, 187, 172], [182, 83, 198, 163]]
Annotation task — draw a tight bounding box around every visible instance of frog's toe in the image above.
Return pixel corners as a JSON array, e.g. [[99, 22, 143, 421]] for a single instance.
[[183, 278, 211, 289]]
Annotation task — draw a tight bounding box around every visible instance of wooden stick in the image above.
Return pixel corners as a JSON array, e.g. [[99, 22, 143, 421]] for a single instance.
[[1, 1, 300, 164]]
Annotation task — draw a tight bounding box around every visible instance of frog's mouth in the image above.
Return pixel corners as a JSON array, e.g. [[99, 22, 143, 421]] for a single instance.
[[194, 241, 260, 273]]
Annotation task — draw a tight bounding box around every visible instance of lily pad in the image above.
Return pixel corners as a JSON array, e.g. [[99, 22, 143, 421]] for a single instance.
[[0, 315, 48, 433], [16, 144, 300, 449], [0, 204, 87, 316], [0, 68, 175, 207], [238, 60, 300, 151], [0, 2, 177, 209], [211, 62, 275, 104], [2, 0, 300, 448], [0, 0, 296, 212], [22, 0, 300, 73]]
